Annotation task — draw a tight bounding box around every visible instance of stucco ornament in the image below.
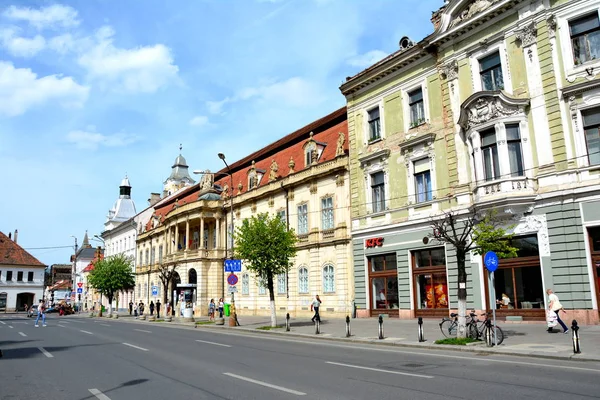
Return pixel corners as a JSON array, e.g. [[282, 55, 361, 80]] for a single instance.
[[441, 59, 459, 80], [460, 95, 523, 131], [336, 131, 346, 156], [269, 159, 279, 181], [547, 14, 557, 38], [450, 0, 500, 28], [288, 156, 296, 174], [221, 183, 229, 200], [515, 21, 537, 47], [512, 214, 550, 257], [200, 170, 214, 190]]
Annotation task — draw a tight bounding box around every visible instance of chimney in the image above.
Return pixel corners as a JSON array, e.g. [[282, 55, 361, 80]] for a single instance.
[[14, 229, 18, 244], [162, 189, 169, 198], [148, 192, 161, 206], [8, 232, 11, 239]]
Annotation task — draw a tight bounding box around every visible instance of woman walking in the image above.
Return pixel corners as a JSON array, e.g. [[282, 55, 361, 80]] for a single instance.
[[311, 295, 322, 323], [218, 298, 224, 318], [208, 299, 216, 321], [547, 288, 568, 334]]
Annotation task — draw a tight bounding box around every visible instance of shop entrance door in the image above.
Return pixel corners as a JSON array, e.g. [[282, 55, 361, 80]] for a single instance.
[[587, 227, 600, 320]]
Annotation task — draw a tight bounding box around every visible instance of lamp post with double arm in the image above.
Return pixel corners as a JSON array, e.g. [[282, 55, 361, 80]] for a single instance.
[[218, 153, 237, 324]]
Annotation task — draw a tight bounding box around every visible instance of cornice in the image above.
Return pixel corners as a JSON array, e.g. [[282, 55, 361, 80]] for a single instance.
[[561, 79, 600, 99], [357, 148, 391, 167]]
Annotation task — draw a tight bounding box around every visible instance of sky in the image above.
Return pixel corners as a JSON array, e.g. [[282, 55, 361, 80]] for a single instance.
[[0, 0, 441, 265]]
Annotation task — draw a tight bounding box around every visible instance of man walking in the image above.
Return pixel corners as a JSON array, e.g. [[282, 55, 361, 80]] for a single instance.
[[129, 301, 133, 316], [156, 300, 161, 318], [547, 288, 568, 334], [34, 299, 47, 327]]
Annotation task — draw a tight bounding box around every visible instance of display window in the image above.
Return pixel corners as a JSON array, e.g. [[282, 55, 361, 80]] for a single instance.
[[368, 253, 399, 316], [588, 227, 600, 321], [412, 247, 448, 317]]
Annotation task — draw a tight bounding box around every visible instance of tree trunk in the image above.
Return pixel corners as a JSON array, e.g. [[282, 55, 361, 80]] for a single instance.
[[267, 274, 277, 327], [108, 293, 114, 316], [456, 247, 468, 338]]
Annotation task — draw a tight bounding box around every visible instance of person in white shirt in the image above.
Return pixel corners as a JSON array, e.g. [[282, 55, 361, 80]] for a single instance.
[[547, 288, 568, 334]]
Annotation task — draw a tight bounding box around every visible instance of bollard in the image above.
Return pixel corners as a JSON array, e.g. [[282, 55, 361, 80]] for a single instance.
[[417, 317, 425, 342], [315, 318, 320, 335], [346, 315, 351, 337], [286, 313, 290, 332], [378, 315, 384, 340], [572, 320, 581, 354]]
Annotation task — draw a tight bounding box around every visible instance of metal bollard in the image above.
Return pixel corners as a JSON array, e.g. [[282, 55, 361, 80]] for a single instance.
[[346, 315, 351, 337], [417, 317, 425, 342], [286, 313, 290, 332], [315, 318, 320, 335], [378, 315, 384, 340], [572, 320, 581, 354]]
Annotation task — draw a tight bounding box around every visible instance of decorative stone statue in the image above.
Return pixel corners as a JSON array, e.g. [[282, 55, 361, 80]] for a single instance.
[[222, 183, 230, 199], [288, 156, 296, 174], [200, 170, 214, 191], [336, 131, 345, 156], [269, 159, 279, 181]]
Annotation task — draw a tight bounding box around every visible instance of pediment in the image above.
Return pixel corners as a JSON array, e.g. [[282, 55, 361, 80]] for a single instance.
[[437, 0, 505, 34], [458, 91, 530, 131]]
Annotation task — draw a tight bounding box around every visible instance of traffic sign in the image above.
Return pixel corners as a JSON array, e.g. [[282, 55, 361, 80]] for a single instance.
[[228, 285, 238, 293], [224, 259, 242, 272], [227, 273, 238, 286], [151, 286, 159, 296], [484, 251, 499, 272], [77, 282, 83, 288], [76, 288, 83, 294]]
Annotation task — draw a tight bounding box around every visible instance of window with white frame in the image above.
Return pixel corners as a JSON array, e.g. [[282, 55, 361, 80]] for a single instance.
[[145, 249, 149, 266], [297, 204, 308, 234], [277, 273, 287, 294], [583, 107, 600, 165], [298, 267, 309, 293], [242, 273, 249, 295], [305, 142, 317, 167], [151, 247, 156, 265], [258, 277, 266, 295], [158, 245, 163, 263], [368, 107, 381, 141], [371, 171, 385, 213], [323, 264, 335, 293], [481, 128, 501, 181], [28, 271, 34, 282], [414, 158, 432, 203], [277, 209, 286, 224], [408, 88, 425, 127], [479, 52, 504, 91], [570, 13, 600, 66], [506, 124, 524, 176], [248, 171, 258, 190], [321, 196, 334, 230]]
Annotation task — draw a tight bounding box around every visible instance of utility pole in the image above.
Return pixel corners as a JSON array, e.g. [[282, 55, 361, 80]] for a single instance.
[[71, 236, 78, 310]]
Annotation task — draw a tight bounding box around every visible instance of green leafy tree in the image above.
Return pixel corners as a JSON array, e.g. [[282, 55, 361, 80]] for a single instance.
[[157, 263, 177, 307], [234, 213, 297, 327], [88, 254, 135, 315], [430, 209, 517, 338]]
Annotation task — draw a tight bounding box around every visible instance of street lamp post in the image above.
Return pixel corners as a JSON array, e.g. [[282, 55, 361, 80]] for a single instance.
[[218, 153, 237, 324], [70, 235, 78, 311]]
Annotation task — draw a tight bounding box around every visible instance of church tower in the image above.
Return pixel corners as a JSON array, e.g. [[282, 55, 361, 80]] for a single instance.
[[104, 175, 137, 231], [163, 145, 195, 196]]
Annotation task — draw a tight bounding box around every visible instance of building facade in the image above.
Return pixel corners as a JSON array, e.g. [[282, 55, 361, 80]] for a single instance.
[[340, 0, 600, 324]]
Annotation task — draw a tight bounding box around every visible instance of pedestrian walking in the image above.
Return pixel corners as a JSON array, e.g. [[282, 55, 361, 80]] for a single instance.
[[547, 288, 569, 334], [24, 304, 28, 315], [311, 295, 322, 323], [134, 304, 138, 318], [166, 301, 171, 316], [208, 299, 216, 321], [218, 298, 224, 318], [129, 301, 133, 315], [139, 302, 145, 316], [156, 300, 161, 318], [34, 300, 47, 327], [150, 301, 155, 316]]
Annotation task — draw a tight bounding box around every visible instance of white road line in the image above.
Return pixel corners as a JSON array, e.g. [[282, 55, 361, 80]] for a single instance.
[[8, 325, 13, 329], [195, 339, 231, 348], [0, 320, 6, 324], [57, 324, 66, 328], [122, 343, 148, 352], [223, 373, 306, 396], [134, 329, 152, 333], [38, 347, 53, 358], [80, 330, 93, 335], [89, 388, 111, 400], [18, 332, 27, 337], [100, 324, 111, 327], [326, 361, 434, 379]]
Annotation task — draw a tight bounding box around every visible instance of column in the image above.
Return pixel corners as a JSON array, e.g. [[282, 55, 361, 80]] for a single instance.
[[175, 223, 179, 252], [200, 217, 205, 250], [166, 226, 171, 254], [185, 218, 190, 251], [216, 215, 221, 249]]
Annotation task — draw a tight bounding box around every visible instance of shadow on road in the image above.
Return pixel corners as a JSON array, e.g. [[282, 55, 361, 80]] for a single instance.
[[0, 339, 39, 347], [77, 379, 150, 400], [0, 342, 121, 360]]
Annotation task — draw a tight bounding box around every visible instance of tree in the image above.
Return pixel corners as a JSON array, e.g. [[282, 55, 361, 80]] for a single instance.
[[88, 254, 135, 316], [157, 264, 177, 306], [234, 213, 297, 327], [430, 209, 517, 337]]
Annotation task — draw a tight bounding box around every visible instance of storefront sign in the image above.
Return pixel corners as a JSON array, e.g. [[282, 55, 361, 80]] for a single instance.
[[365, 237, 384, 248]]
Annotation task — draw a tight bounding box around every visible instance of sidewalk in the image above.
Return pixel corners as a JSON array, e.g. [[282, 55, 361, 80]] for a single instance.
[[111, 313, 600, 362]]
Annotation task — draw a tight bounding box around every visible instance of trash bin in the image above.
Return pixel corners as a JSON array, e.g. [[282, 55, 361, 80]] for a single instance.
[[101, 306, 106, 313], [224, 303, 231, 317]]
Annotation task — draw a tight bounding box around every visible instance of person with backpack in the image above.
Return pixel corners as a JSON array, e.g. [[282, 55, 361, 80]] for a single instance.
[[35, 299, 47, 327]]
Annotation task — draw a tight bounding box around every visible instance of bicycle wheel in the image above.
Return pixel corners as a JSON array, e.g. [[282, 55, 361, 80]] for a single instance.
[[440, 319, 457, 338], [491, 325, 504, 345], [467, 323, 479, 340]]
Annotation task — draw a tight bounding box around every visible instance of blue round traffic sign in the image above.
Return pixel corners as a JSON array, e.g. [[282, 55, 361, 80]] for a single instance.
[[484, 251, 499, 272], [227, 273, 238, 286]]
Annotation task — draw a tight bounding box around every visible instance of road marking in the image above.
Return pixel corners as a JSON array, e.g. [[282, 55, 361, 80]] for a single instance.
[[8, 325, 13, 329], [80, 330, 93, 335], [57, 324, 66, 328], [38, 347, 53, 358], [134, 329, 152, 333], [223, 373, 306, 396], [18, 332, 27, 337], [100, 324, 111, 327], [0, 321, 6, 324], [195, 339, 231, 347], [122, 343, 148, 351], [89, 388, 111, 400], [326, 361, 434, 378]]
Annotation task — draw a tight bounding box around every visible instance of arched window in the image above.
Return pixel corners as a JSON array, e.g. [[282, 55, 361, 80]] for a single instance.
[[242, 273, 249, 295], [277, 273, 287, 294], [323, 264, 335, 293], [298, 267, 309, 294], [188, 269, 197, 285], [258, 277, 266, 295]]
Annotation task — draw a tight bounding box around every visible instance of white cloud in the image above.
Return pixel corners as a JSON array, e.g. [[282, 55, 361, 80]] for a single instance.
[[48, 33, 78, 54], [2, 4, 80, 30], [0, 61, 89, 117], [347, 50, 388, 67], [77, 26, 179, 93], [206, 98, 230, 115], [0, 28, 46, 57], [66, 129, 140, 150], [189, 115, 209, 127]]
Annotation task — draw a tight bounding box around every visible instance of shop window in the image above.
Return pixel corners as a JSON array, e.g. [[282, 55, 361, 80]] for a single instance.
[[368, 107, 381, 141], [241, 274, 249, 295], [321, 196, 334, 230], [28, 271, 34, 282], [413, 248, 448, 310], [479, 52, 504, 91], [371, 171, 385, 213], [297, 204, 308, 234], [570, 13, 600, 66], [414, 158, 432, 203], [322, 264, 335, 293], [583, 107, 600, 165], [277, 273, 287, 294], [298, 267, 309, 293], [408, 88, 425, 127], [371, 276, 399, 310], [370, 254, 397, 272]]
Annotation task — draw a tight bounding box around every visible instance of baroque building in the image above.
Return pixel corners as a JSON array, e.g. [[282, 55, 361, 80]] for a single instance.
[[340, 0, 600, 323]]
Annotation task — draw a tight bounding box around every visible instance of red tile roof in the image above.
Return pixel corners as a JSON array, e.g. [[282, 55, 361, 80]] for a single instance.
[[0, 231, 45, 266], [82, 251, 104, 273]]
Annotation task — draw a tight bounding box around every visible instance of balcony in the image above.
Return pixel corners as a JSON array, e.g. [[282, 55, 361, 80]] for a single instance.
[[473, 176, 537, 207]]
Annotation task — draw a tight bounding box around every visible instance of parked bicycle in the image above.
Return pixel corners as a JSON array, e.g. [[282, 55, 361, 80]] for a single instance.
[[439, 311, 504, 346]]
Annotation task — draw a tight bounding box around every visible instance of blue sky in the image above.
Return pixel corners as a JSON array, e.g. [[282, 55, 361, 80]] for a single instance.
[[0, 0, 439, 265]]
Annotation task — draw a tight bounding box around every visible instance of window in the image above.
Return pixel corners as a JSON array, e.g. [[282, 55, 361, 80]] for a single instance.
[[277, 273, 287, 294], [28, 272, 34, 282], [412, 248, 448, 311], [158, 245, 163, 263], [321, 197, 334, 230], [414, 158, 432, 203], [145, 249, 149, 266], [408, 88, 425, 126], [368, 107, 381, 141], [368, 254, 398, 310], [258, 277, 266, 295], [248, 172, 258, 190], [242, 274, 249, 295], [506, 124, 524, 176], [371, 172, 385, 213], [583, 108, 600, 165], [203, 229, 209, 249], [305, 143, 317, 166], [479, 52, 504, 91], [17, 271, 23, 282], [481, 128, 500, 181], [323, 264, 335, 293], [6, 271, 12, 281], [139, 251, 143, 266], [297, 204, 308, 234], [298, 267, 309, 294], [277, 209, 287, 224], [151, 247, 156, 265], [570, 13, 600, 65]]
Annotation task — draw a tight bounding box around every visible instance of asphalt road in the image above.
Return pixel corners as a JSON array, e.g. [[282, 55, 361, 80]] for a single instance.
[[1, 314, 599, 400]]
